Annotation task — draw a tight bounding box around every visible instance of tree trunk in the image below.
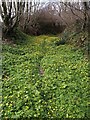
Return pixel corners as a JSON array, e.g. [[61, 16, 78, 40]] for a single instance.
[[82, 2, 88, 31]]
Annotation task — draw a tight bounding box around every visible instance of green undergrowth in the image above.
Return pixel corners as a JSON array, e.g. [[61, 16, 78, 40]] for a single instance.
[[56, 25, 89, 55], [2, 33, 89, 118]]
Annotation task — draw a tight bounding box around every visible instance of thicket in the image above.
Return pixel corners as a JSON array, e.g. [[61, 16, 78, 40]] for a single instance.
[[1, 1, 90, 37]]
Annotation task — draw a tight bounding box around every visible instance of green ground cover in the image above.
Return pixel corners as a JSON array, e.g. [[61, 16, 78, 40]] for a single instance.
[[2, 35, 89, 118]]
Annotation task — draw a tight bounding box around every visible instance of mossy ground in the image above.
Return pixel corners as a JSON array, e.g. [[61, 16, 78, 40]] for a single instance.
[[2, 34, 89, 118]]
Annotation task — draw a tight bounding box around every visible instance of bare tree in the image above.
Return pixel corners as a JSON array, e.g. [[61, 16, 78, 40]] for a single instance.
[[1, 1, 17, 36], [82, 2, 90, 31], [1, 0, 27, 36]]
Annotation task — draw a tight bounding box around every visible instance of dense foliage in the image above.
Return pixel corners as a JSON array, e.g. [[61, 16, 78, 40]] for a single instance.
[[2, 35, 89, 118]]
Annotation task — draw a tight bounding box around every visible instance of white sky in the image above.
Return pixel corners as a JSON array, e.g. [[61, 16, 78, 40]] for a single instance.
[[0, 0, 89, 2], [40, 0, 59, 2], [0, 0, 89, 4], [38, 0, 89, 2]]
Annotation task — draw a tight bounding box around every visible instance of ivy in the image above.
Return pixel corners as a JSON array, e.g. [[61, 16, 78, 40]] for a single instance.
[[2, 35, 89, 118]]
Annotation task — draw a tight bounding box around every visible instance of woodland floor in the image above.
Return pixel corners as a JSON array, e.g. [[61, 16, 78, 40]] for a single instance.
[[2, 35, 89, 118]]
